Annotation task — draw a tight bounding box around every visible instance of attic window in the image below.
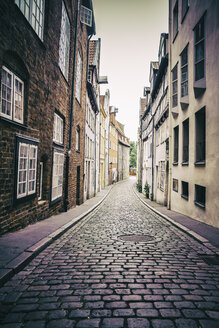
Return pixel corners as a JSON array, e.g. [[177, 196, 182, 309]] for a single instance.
[[81, 5, 92, 27]]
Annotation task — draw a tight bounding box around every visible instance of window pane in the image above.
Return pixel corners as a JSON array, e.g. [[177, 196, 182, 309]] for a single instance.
[[59, 1, 70, 79], [195, 61, 204, 81], [52, 152, 64, 201], [195, 41, 204, 62], [76, 52, 82, 102]]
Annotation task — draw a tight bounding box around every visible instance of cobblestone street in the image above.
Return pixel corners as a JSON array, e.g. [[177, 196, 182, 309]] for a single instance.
[[0, 179, 219, 328]]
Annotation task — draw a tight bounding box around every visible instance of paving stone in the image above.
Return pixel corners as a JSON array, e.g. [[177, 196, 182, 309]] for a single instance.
[[76, 319, 100, 327], [136, 309, 159, 317], [182, 309, 206, 318], [175, 318, 199, 328], [24, 311, 48, 320], [199, 320, 219, 328], [91, 309, 111, 317], [127, 318, 150, 328], [47, 310, 67, 319], [113, 309, 135, 316], [159, 309, 181, 317], [102, 318, 124, 328], [23, 321, 46, 328], [105, 301, 127, 308], [205, 310, 219, 319], [151, 319, 175, 328], [47, 319, 75, 328], [129, 302, 153, 309]]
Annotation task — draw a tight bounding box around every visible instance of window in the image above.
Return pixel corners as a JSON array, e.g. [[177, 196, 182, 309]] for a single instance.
[[181, 181, 189, 199], [76, 52, 82, 103], [76, 126, 80, 152], [15, 0, 44, 40], [59, 1, 70, 79], [88, 69, 92, 83], [182, 0, 189, 21], [195, 184, 206, 208], [1, 66, 24, 124], [182, 118, 189, 163], [173, 1, 178, 40], [195, 107, 205, 164], [53, 113, 64, 145], [51, 150, 64, 202], [173, 178, 178, 192], [194, 15, 205, 81], [181, 46, 188, 98], [173, 125, 179, 163], [81, 5, 92, 27], [17, 139, 38, 199], [172, 64, 178, 108]]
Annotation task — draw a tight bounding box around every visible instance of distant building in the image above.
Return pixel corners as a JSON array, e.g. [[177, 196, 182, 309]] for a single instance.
[[115, 121, 130, 182], [109, 107, 118, 184]]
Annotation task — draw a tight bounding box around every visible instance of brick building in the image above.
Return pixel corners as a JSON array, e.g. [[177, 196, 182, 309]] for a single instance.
[[0, 0, 95, 234]]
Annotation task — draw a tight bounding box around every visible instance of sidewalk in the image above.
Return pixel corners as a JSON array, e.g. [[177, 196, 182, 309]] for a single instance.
[[133, 183, 219, 254], [0, 185, 112, 286]]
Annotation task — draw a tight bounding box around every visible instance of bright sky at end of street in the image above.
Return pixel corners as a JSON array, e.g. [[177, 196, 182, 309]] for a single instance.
[[92, 0, 168, 142]]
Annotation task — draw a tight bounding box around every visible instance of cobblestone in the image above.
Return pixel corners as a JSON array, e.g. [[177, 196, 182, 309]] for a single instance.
[[0, 179, 219, 327]]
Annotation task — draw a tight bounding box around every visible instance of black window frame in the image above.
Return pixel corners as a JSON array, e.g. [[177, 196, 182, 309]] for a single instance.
[[173, 125, 179, 164], [194, 14, 205, 82], [195, 107, 205, 165], [173, 178, 178, 192], [181, 0, 189, 23], [181, 181, 189, 200], [195, 184, 206, 209], [173, 0, 179, 41], [172, 63, 178, 108], [182, 118, 189, 164]]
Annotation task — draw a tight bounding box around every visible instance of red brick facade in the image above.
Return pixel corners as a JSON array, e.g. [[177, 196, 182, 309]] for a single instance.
[[0, 0, 94, 234]]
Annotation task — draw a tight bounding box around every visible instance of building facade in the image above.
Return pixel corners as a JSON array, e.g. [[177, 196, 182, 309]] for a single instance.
[[0, 0, 95, 234], [109, 107, 118, 184], [169, 0, 219, 228], [116, 121, 130, 182]]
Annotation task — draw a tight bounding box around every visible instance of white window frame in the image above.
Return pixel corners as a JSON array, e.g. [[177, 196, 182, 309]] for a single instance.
[[76, 51, 82, 103], [1, 66, 24, 124], [51, 150, 64, 202], [80, 5, 92, 27], [53, 112, 64, 145], [15, 0, 45, 40], [58, 1, 70, 79], [17, 140, 38, 199]]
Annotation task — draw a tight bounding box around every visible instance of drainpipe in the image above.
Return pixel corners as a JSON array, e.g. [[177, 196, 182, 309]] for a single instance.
[[151, 115, 154, 201], [64, 0, 80, 212]]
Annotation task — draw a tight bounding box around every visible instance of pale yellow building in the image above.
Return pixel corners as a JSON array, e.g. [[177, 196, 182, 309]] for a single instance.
[[99, 96, 107, 189], [109, 107, 118, 184]]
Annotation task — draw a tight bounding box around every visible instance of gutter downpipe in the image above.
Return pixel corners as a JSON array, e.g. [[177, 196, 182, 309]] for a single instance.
[[64, 0, 80, 212], [151, 114, 154, 201]]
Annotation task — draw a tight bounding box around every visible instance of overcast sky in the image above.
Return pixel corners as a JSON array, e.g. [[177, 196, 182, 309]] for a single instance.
[[92, 0, 168, 141]]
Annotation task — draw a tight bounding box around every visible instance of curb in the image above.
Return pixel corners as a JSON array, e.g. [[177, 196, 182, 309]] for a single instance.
[[0, 185, 113, 287], [132, 184, 219, 255]]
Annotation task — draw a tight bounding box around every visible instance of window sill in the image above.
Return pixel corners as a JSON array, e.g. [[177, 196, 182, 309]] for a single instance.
[[195, 161, 205, 166], [171, 105, 179, 117], [182, 161, 189, 166], [194, 201, 205, 209], [173, 162, 178, 166], [181, 194, 188, 200], [180, 95, 189, 110], [50, 196, 62, 206], [38, 200, 47, 205], [53, 141, 64, 148], [194, 78, 206, 98], [0, 116, 26, 129], [76, 150, 80, 154], [58, 65, 70, 86], [173, 189, 178, 193], [181, 7, 189, 23]]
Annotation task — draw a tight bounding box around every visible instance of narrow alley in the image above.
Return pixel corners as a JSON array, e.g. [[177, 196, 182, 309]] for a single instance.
[[0, 179, 218, 328]]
